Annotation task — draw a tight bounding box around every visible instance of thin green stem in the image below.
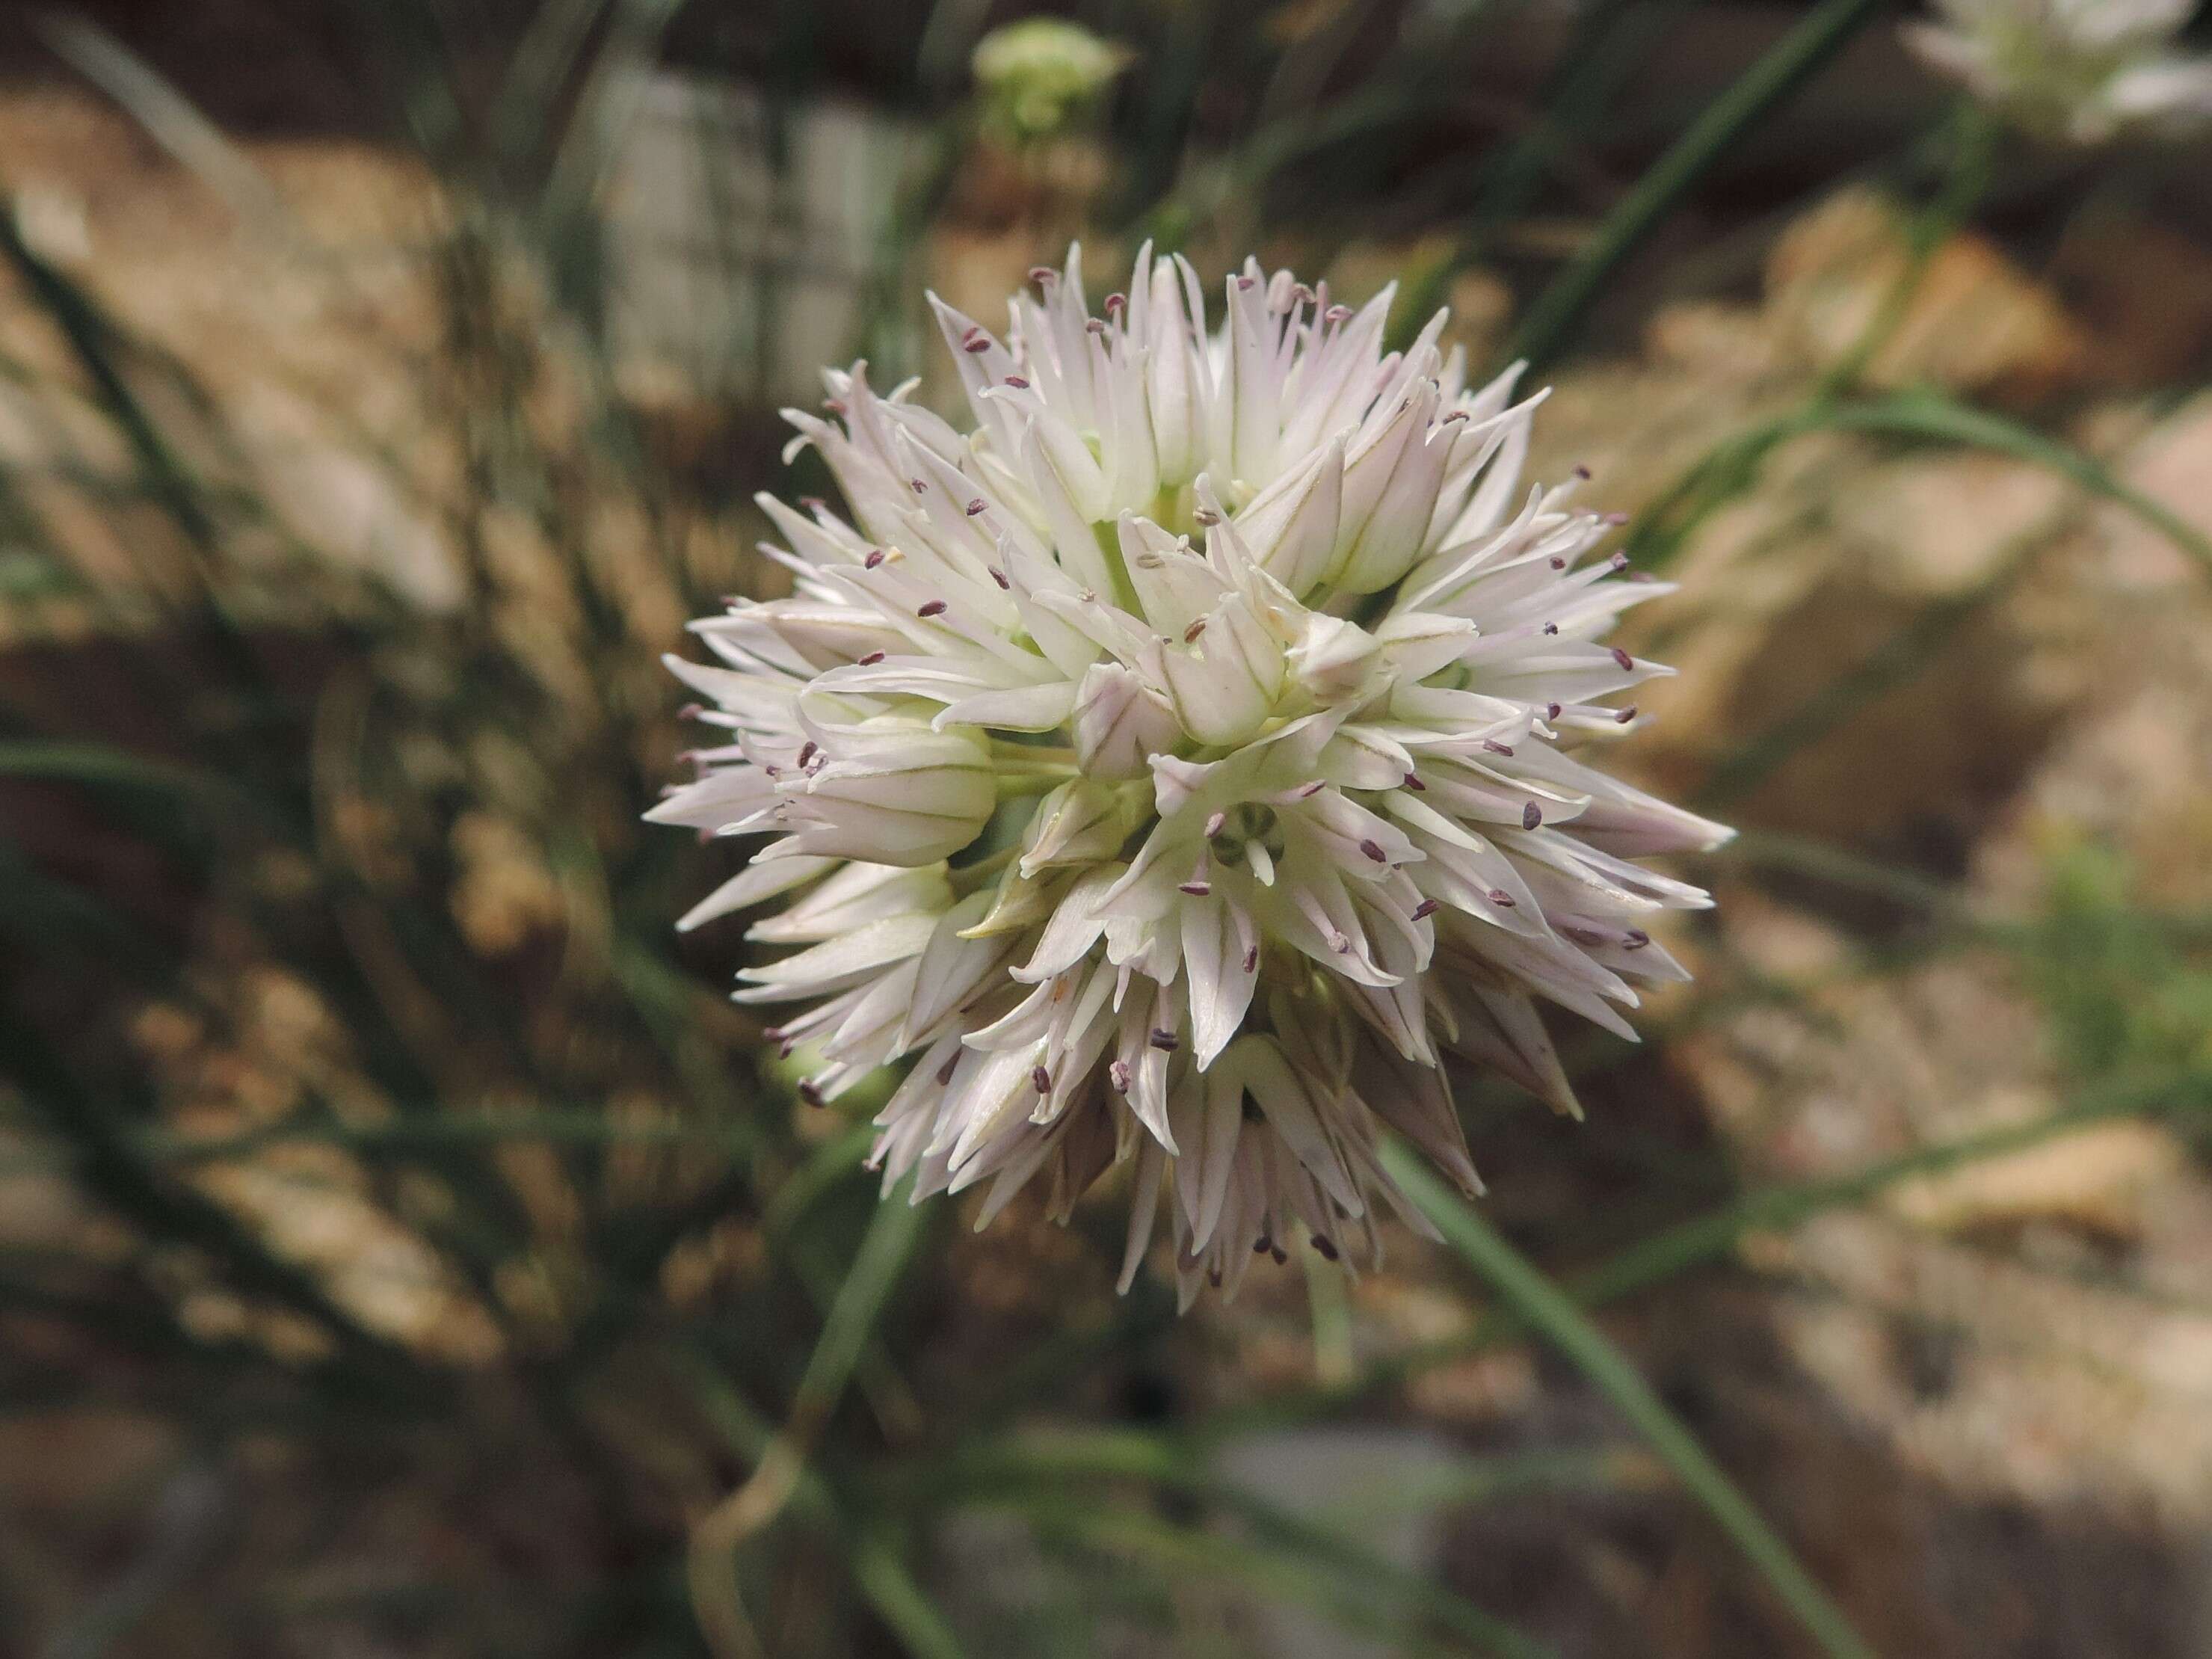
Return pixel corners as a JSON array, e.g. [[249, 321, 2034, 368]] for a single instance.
[[1503, 0, 1884, 373], [1385, 1145, 1876, 1659]]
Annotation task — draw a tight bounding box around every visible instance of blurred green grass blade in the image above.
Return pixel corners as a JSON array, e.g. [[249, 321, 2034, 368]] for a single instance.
[[1633, 393, 2210, 578], [540, 0, 687, 233], [850, 1527, 970, 1659], [1203, 1063, 2212, 1444], [0, 739, 221, 798], [689, 1179, 930, 1655], [492, 0, 616, 166], [1013, 1496, 1557, 1659], [1391, 0, 1686, 348], [911, 1427, 1565, 1658], [1693, 519, 2046, 810], [38, 12, 292, 238], [1382, 1145, 1876, 1659], [1574, 1066, 2212, 1305], [0, 1003, 438, 1407], [1504, 0, 1882, 373], [787, 1175, 928, 1420], [761, 1124, 877, 1237], [1818, 393, 2212, 574]]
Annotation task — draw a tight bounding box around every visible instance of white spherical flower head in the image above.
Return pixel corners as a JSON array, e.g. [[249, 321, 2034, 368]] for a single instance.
[[652, 247, 1732, 1306], [1907, 0, 2212, 143]]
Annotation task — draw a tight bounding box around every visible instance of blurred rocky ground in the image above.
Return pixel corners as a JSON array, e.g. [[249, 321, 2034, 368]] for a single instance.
[[5, 75, 2212, 1658]]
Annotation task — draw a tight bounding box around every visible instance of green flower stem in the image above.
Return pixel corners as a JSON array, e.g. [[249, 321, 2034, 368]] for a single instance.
[[1504, 0, 1885, 375], [1384, 1144, 1878, 1659]]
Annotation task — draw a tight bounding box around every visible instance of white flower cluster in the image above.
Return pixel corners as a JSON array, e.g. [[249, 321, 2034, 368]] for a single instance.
[[1908, 0, 2212, 143], [653, 248, 1730, 1305]]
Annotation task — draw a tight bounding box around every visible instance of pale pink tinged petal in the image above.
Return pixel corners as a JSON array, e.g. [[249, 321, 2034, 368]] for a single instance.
[[1070, 662, 1182, 780], [1233, 1038, 1364, 1220], [1371, 609, 1476, 683], [1223, 260, 1285, 486], [1319, 724, 1418, 792], [1180, 894, 1258, 1069], [933, 680, 1079, 733], [1353, 1041, 1482, 1196], [1020, 780, 1137, 878], [1229, 437, 1343, 597], [1011, 863, 1126, 983], [1286, 612, 1381, 701], [1118, 1137, 1168, 1293], [1441, 394, 1542, 547], [1119, 513, 1227, 635], [733, 911, 937, 1004], [1334, 384, 1455, 594], [1188, 1056, 1246, 1250], [748, 861, 949, 943], [1149, 594, 1284, 745], [676, 855, 837, 932], [900, 892, 1022, 1044], [1447, 983, 1583, 1118]]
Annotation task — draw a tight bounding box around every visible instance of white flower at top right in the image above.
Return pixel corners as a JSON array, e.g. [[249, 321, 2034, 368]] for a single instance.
[[1908, 0, 2212, 143]]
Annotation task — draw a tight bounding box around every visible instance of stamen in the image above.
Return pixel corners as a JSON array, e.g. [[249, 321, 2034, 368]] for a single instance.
[[917, 599, 949, 618], [936, 1052, 961, 1086], [1611, 647, 1635, 671], [1148, 1028, 1179, 1052], [1488, 888, 1517, 908], [988, 567, 1011, 589], [1003, 374, 1029, 388], [1623, 928, 1651, 950], [1522, 802, 1543, 830], [1109, 1059, 1132, 1092], [966, 498, 988, 516], [1183, 617, 1208, 643], [1404, 772, 1426, 792], [1483, 739, 1515, 757], [1032, 1065, 1052, 1095], [1310, 1234, 1340, 1261], [857, 650, 886, 665], [1358, 838, 1387, 864], [1615, 704, 1638, 725], [863, 548, 885, 569], [1411, 899, 1440, 920]]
